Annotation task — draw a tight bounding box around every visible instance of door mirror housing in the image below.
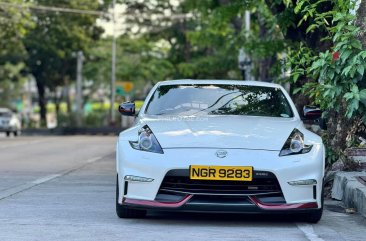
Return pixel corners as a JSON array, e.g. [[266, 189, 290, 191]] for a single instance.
[[118, 102, 135, 116], [302, 105, 327, 130], [303, 105, 322, 120]]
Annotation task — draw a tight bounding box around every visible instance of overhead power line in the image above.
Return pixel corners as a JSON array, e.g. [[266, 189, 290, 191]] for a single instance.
[[0, 1, 193, 20], [0, 2, 108, 16]]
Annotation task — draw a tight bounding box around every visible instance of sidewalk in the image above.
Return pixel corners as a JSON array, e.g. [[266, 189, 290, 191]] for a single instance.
[[332, 172, 366, 218]]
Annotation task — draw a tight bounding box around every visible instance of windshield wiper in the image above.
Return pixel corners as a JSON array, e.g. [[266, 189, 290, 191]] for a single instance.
[[191, 91, 242, 115]]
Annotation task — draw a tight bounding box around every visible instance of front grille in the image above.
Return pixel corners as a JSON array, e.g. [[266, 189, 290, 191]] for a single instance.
[[158, 170, 282, 196]]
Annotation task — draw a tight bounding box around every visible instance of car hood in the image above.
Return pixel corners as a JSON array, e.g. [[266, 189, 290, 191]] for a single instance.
[[139, 115, 301, 151]]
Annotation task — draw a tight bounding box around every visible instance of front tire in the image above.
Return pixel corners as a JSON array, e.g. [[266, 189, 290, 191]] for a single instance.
[[305, 208, 323, 223], [116, 175, 146, 219], [304, 185, 324, 223], [6, 131, 10, 137]]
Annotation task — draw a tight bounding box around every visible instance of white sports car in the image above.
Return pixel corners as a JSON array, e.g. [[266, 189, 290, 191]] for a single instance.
[[116, 80, 325, 223]]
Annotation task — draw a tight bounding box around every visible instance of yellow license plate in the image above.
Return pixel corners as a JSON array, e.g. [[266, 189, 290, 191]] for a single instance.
[[190, 165, 253, 181]]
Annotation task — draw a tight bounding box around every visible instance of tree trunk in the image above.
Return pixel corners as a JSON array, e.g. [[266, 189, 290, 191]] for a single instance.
[[327, 103, 360, 151], [54, 93, 60, 117], [35, 78, 47, 127], [63, 77, 71, 113]]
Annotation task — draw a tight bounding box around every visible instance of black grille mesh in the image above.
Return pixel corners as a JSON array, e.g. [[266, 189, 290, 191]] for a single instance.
[[158, 170, 282, 196]]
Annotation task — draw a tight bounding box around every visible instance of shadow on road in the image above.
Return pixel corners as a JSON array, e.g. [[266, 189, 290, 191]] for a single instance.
[[139, 211, 308, 226]]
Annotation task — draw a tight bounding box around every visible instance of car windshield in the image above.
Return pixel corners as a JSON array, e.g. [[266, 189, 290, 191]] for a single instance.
[[0, 111, 11, 117], [145, 84, 294, 118]]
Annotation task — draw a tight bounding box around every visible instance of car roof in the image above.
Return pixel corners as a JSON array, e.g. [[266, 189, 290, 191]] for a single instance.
[[0, 108, 11, 113], [157, 79, 283, 89]]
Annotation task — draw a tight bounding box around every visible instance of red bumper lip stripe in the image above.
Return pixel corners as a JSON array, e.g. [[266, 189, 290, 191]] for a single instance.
[[123, 194, 193, 208], [123, 195, 318, 210], [248, 196, 318, 210]]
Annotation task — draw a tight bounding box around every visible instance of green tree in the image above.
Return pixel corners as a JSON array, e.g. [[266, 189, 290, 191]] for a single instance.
[[24, 0, 107, 126], [121, 0, 225, 79], [286, 0, 366, 163], [120, 0, 286, 80], [83, 36, 174, 100], [0, 0, 33, 108], [253, 0, 366, 164], [184, 0, 285, 80]]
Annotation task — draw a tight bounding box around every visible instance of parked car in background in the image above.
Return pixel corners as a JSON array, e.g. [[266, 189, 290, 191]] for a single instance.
[[0, 108, 21, 137]]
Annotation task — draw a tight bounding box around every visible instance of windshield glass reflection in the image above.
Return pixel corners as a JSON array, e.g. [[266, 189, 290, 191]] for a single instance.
[[145, 84, 293, 118]]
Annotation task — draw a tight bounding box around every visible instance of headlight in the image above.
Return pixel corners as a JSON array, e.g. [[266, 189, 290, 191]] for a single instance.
[[279, 129, 312, 156], [9, 118, 17, 126], [129, 125, 163, 154]]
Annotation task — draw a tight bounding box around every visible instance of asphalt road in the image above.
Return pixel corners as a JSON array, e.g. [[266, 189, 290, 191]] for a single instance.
[[0, 135, 365, 241]]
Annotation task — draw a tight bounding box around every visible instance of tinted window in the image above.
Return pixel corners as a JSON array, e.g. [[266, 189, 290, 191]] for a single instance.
[[145, 84, 293, 118], [0, 111, 11, 117]]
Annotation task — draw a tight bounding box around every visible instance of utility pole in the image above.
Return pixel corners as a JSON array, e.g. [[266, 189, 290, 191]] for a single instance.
[[121, 95, 130, 128], [110, 0, 117, 125], [244, 10, 252, 80], [76, 51, 84, 127], [238, 49, 246, 80], [238, 10, 252, 80]]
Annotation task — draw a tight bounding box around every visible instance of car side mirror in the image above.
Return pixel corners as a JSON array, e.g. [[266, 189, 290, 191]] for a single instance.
[[118, 102, 135, 116], [303, 105, 322, 120], [303, 105, 327, 130]]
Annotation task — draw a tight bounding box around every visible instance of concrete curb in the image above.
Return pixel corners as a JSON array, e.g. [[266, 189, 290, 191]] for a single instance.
[[331, 172, 366, 218]]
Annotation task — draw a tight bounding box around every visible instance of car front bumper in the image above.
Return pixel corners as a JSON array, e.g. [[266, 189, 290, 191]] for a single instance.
[[116, 140, 324, 213], [0, 125, 17, 132], [122, 195, 318, 214]]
